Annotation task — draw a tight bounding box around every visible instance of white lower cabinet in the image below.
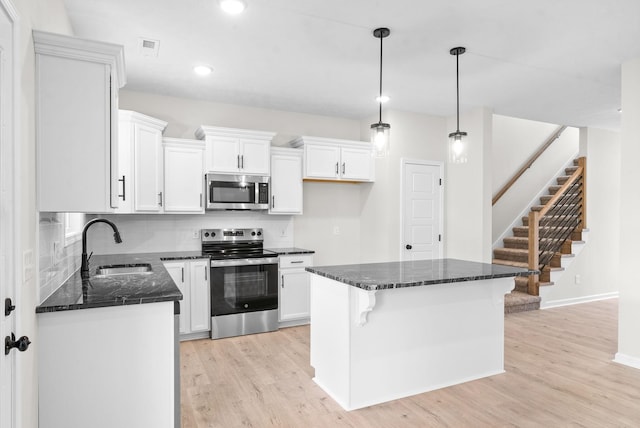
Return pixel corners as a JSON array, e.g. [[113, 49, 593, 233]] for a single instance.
[[164, 259, 210, 339], [278, 254, 313, 327]]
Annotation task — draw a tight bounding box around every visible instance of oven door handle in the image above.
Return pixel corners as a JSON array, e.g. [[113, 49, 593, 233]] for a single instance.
[[209, 257, 279, 267]]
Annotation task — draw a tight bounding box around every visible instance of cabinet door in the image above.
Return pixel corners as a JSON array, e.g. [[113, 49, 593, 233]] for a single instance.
[[164, 145, 204, 213], [279, 270, 310, 322], [270, 154, 303, 215], [206, 136, 240, 173], [189, 260, 211, 333], [340, 147, 373, 181], [134, 123, 163, 212], [240, 138, 270, 175], [116, 121, 133, 213], [163, 262, 189, 335], [304, 144, 340, 179]]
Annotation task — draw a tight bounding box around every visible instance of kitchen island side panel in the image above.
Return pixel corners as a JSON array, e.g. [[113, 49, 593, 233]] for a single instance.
[[310, 274, 514, 410], [310, 275, 352, 409], [38, 302, 175, 428]]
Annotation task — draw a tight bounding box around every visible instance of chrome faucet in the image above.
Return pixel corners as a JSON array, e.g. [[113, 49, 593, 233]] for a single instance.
[[80, 218, 123, 279]]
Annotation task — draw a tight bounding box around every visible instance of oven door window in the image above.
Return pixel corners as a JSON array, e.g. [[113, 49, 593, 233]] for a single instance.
[[211, 263, 278, 315], [210, 181, 256, 204]]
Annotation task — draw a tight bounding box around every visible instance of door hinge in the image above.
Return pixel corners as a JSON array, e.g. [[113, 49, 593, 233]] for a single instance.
[[439, 234, 442, 242]]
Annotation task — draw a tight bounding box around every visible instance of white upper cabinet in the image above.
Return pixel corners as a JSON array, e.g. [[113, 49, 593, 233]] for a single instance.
[[117, 110, 168, 213], [289, 136, 375, 182], [34, 31, 126, 213], [163, 138, 205, 213], [195, 126, 275, 175], [269, 148, 303, 215]]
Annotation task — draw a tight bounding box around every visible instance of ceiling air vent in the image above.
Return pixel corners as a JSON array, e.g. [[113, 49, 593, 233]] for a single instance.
[[138, 38, 160, 57]]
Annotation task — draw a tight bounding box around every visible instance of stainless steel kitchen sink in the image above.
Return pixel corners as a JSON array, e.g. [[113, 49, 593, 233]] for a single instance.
[[95, 263, 153, 276]]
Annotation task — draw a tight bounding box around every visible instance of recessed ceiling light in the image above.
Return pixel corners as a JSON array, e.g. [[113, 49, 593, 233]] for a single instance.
[[194, 65, 213, 76], [220, 0, 246, 15], [618, 108, 623, 113], [376, 95, 390, 104]]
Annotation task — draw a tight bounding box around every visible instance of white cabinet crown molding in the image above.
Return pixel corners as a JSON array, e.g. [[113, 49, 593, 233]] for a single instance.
[[195, 125, 275, 141], [289, 135, 370, 150], [162, 137, 205, 149], [119, 110, 168, 132], [33, 30, 126, 88], [271, 146, 303, 157]]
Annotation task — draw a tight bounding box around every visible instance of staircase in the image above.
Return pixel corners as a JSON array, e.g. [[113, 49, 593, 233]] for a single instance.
[[493, 157, 586, 314]]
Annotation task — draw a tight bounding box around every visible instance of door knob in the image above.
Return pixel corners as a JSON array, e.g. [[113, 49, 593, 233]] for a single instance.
[[406, 244, 412, 250], [5, 333, 31, 355]]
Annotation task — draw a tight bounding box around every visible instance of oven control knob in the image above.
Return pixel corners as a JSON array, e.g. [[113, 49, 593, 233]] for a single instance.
[[257, 231, 262, 236], [212, 232, 216, 237], [204, 232, 209, 237], [251, 231, 256, 236], [244, 304, 249, 308]]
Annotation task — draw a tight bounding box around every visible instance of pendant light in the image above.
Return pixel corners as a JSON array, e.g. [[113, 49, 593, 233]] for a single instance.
[[371, 27, 390, 157], [449, 46, 467, 164]]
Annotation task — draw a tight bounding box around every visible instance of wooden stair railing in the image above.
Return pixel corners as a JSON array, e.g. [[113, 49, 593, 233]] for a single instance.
[[527, 157, 586, 295], [493, 125, 568, 206]]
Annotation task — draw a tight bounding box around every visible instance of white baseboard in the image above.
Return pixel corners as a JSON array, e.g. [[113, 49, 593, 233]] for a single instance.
[[540, 292, 618, 309], [614, 353, 640, 370]]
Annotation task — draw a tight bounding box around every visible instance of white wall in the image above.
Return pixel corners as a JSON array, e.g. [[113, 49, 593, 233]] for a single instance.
[[617, 58, 640, 368], [358, 110, 447, 264], [492, 116, 579, 243], [445, 107, 493, 263], [13, 1, 74, 427], [540, 128, 620, 307], [88, 212, 294, 255]]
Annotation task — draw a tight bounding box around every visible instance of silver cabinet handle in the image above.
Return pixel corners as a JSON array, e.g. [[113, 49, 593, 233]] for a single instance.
[[241, 155, 244, 169], [272, 195, 275, 209], [158, 191, 163, 206], [342, 163, 345, 175], [237, 154, 241, 169], [118, 175, 126, 201], [181, 267, 184, 283], [335, 162, 339, 175], [204, 265, 207, 281], [199, 193, 202, 208], [281, 275, 284, 288]]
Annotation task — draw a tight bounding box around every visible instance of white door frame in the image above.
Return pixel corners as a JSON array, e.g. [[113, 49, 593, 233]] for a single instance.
[[0, 1, 21, 427], [399, 158, 444, 261]]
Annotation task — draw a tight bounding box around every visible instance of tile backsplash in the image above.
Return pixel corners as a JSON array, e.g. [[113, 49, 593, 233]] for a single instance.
[[39, 213, 85, 303]]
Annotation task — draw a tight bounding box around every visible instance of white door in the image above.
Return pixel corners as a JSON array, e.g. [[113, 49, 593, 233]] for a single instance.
[[163, 145, 204, 213], [1, 2, 19, 426], [401, 160, 443, 261], [270, 153, 303, 214], [134, 123, 163, 212], [240, 138, 270, 175], [340, 147, 373, 181]]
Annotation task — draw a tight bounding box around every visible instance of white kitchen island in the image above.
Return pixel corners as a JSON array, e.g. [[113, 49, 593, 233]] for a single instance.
[[307, 258, 535, 411]]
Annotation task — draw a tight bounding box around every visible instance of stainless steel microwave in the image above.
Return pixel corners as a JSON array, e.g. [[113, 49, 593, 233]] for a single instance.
[[205, 173, 269, 210]]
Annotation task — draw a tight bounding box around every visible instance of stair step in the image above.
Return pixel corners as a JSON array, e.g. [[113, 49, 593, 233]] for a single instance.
[[504, 237, 529, 249], [556, 175, 571, 185], [493, 259, 528, 269], [514, 275, 554, 293], [548, 185, 563, 194], [504, 291, 541, 314], [573, 158, 581, 166], [494, 248, 529, 263], [565, 166, 579, 175], [540, 266, 564, 282]]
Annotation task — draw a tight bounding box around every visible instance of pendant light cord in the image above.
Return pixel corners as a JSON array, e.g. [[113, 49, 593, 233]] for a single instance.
[[456, 51, 460, 132], [378, 32, 383, 123]]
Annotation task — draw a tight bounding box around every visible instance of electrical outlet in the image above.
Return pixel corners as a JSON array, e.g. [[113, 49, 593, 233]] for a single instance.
[[575, 274, 581, 285], [192, 230, 200, 239], [280, 228, 287, 237], [333, 226, 340, 235]]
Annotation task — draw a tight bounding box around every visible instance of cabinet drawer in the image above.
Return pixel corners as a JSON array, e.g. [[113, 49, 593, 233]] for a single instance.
[[279, 255, 313, 269]]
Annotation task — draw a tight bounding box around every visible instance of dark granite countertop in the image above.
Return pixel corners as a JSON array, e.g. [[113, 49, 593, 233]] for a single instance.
[[36, 253, 191, 313], [265, 247, 315, 255], [306, 258, 538, 291]]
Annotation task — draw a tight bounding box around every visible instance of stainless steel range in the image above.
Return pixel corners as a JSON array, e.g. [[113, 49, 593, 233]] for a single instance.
[[202, 228, 279, 339]]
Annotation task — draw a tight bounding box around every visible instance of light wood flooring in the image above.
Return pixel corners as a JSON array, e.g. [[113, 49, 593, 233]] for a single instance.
[[180, 299, 640, 427]]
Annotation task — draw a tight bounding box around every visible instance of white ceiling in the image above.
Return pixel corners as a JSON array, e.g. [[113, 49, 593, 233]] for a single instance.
[[62, 0, 640, 131]]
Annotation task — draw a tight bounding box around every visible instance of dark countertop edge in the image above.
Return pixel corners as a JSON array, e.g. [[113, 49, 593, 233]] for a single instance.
[[36, 295, 181, 314], [306, 269, 537, 291], [264, 248, 315, 255]]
